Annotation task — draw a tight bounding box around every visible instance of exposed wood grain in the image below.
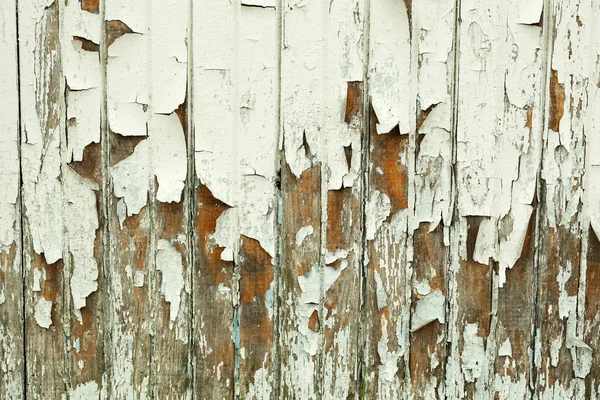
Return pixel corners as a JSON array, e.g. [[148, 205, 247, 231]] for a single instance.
[[583, 7, 600, 396], [4, 0, 600, 398], [362, 109, 411, 397], [324, 135, 363, 399], [279, 1, 324, 398], [447, 1, 546, 398], [239, 236, 275, 399], [410, 224, 447, 398], [0, 1, 24, 397], [493, 212, 537, 397], [279, 161, 321, 399], [446, 217, 493, 398], [193, 184, 235, 399]]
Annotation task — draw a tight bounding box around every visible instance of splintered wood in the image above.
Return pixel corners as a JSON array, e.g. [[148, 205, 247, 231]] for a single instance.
[[2, 0, 600, 398]]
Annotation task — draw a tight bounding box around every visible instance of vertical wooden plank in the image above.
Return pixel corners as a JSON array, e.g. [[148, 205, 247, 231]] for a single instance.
[[279, 0, 324, 397], [105, 0, 152, 396], [106, 1, 191, 397], [491, 2, 545, 398], [320, 0, 366, 397], [280, 0, 366, 397], [0, 0, 24, 397], [446, 0, 545, 397], [410, 0, 456, 398], [583, 6, 600, 395], [535, 0, 590, 397], [362, 0, 412, 397], [193, 1, 279, 398], [148, 0, 191, 396], [192, 0, 236, 397], [193, 184, 235, 399], [279, 161, 321, 399], [59, 0, 106, 396], [447, 1, 499, 397], [236, 4, 279, 399], [18, 0, 68, 397]]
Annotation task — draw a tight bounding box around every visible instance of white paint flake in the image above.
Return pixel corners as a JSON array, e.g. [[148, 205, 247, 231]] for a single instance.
[[150, 114, 187, 203], [413, 0, 455, 229], [411, 290, 445, 332], [32, 269, 43, 292], [461, 323, 486, 382], [156, 240, 184, 324], [282, 0, 364, 189], [69, 381, 100, 399], [369, 0, 410, 134], [133, 271, 145, 288], [365, 190, 391, 240], [498, 338, 512, 357], [34, 298, 52, 329], [62, 0, 102, 163], [64, 168, 99, 323], [111, 140, 150, 217], [295, 225, 314, 247]]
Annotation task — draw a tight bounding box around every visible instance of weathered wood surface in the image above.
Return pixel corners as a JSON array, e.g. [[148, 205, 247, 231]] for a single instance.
[[2, 0, 600, 398]]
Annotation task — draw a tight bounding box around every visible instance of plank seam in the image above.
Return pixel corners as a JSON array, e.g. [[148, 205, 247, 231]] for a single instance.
[[14, 0, 27, 396], [187, 0, 196, 397], [273, 0, 284, 397], [529, 0, 555, 395], [445, 0, 462, 396], [100, 0, 112, 395]]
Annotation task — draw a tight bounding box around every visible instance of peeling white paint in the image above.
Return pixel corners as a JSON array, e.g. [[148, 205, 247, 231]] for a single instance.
[[369, 0, 410, 135], [456, 0, 543, 284], [498, 338, 512, 357], [133, 271, 145, 288], [69, 381, 99, 399], [19, 0, 64, 265], [295, 225, 314, 248], [0, 324, 21, 398], [34, 298, 52, 329], [246, 354, 273, 400], [111, 140, 150, 217], [150, 114, 187, 203], [413, 0, 455, 229], [461, 323, 486, 383], [195, 3, 278, 263], [377, 316, 403, 383], [64, 168, 99, 323], [156, 240, 184, 324], [365, 190, 391, 241], [62, 0, 101, 164], [0, 0, 19, 254], [32, 269, 42, 292], [411, 290, 445, 332]]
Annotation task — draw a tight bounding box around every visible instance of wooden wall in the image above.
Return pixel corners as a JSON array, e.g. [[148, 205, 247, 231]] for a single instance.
[[1, 0, 599, 398]]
